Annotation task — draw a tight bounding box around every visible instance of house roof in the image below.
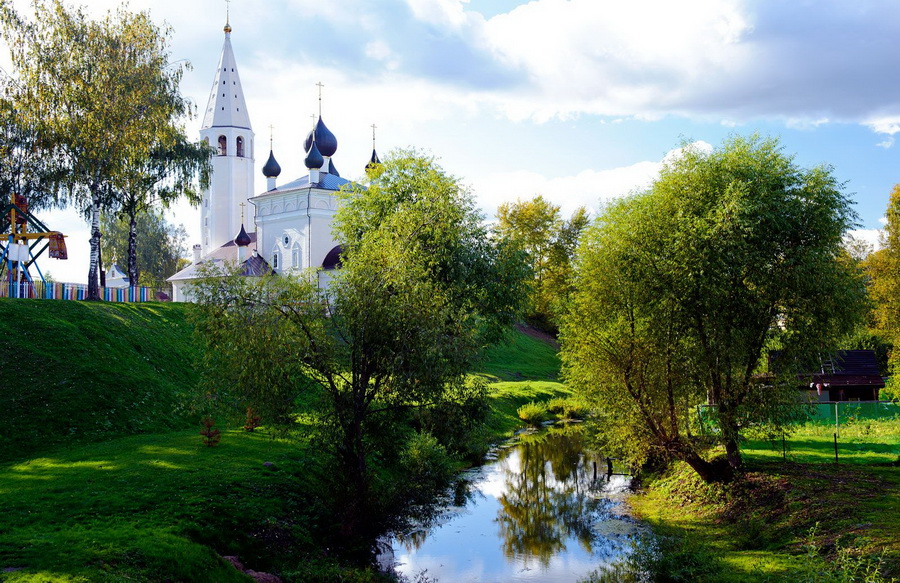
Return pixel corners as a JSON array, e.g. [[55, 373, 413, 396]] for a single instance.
[[167, 232, 272, 282], [768, 349, 886, 389]]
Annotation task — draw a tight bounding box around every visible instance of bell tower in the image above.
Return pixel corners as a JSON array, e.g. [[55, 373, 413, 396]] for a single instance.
[[199, 18, 255, 254]]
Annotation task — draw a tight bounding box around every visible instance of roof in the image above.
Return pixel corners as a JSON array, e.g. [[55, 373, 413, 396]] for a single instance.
[[322, 245, 343, 270], [168, 232, 266, 282], [769, 350, 886, 389], [272, 172, 352, 193], [201, 30, 252, 130]]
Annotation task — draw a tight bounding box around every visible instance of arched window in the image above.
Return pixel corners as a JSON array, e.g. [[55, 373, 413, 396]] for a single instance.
[[236, 136, 244, 158], [217, 135, 227, 156], [292, 243, 301, 268], [272, 252, 279, 270]]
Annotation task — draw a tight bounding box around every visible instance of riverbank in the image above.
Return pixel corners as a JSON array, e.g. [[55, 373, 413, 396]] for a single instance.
[[623, 456, 900, 582]]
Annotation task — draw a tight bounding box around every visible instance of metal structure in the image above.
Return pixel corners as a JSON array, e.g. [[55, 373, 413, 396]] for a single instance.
[[0, 192, 66, 298]]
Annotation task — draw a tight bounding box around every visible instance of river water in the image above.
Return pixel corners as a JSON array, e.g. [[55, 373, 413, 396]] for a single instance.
[[380, 425, 640, 583]]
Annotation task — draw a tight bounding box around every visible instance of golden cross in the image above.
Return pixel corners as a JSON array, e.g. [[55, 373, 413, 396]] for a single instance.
[[239, 202, 245, 223], [225, 0, 231, 25], [316, 81, 324, 117]]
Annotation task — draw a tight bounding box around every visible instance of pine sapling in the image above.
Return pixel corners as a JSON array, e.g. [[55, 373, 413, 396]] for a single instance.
[[200, 417, 221, 447]]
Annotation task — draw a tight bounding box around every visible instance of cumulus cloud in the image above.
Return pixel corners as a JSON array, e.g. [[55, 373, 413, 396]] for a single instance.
[[473, 145, 694, 219]]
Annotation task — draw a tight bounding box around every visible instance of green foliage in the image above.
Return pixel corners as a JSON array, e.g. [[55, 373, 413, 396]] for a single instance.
[[562, 134, 867, 481], [0, 300, 200, 462], [193, 151, 529, 538], [517, 401, 549, 425], [0, 0, 208, 299], [476, 326, 560, 380], [100, 208, 188, 290], [494, 195, 589, 328]]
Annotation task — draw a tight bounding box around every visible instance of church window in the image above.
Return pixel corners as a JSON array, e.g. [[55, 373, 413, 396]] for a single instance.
[[292, 244, 300, 268], [218, 135, 227, 156], [272, 252, 279, 269], [283, 235, 289, 246], [236, 137, 244, 158]]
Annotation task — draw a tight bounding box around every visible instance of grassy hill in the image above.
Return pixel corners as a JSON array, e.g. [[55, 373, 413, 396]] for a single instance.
[[0, 300, 201, 462], [0, 298, 567, 582]]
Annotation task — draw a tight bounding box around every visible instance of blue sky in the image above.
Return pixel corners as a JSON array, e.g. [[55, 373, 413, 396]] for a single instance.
[[13, 0, 900, 282]]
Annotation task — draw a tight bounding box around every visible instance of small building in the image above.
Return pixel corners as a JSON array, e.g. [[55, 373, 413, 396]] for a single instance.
[[106, 264, 130, 288], [797, 350, 885, 402]]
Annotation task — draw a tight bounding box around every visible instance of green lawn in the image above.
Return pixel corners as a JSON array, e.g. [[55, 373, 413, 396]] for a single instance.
[[0, 300, 201, 461], [742, 418, 900, 465], [0, 429, 312, 582], [627, 417, 900, 583]]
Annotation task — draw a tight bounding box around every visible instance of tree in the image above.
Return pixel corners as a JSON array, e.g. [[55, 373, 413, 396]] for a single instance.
[[494, 196, 588, 329], [863, 184, 900, 396], [1, 1, 207, 299], [100, 208, 187, 291], [561, 135, 866, 482], [193, 151, 529, 536]]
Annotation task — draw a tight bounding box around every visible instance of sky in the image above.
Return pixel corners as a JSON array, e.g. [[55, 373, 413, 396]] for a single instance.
[[9, 0, 900, 283]]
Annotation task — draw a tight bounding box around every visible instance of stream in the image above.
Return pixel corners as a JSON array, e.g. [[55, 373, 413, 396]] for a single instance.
[[379, 425, 641, 582]]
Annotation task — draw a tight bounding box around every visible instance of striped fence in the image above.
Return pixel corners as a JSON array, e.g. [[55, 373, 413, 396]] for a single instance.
[[1, 280, 159, 302]]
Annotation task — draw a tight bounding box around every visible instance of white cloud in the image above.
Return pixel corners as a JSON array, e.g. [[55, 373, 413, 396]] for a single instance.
[[473, 148, 686, 219]]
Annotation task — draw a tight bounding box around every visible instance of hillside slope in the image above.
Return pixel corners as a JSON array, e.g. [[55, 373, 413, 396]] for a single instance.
[[0, 300, 201, 461]]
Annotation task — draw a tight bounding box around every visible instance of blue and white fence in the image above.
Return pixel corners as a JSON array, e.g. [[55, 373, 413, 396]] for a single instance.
[[1, 280, 160, 302]]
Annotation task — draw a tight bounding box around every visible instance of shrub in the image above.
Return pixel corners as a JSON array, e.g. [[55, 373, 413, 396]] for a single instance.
[[517, 402, 548, 425]]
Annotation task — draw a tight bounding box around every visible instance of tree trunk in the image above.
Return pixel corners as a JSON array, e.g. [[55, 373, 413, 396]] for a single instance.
[[87, 190, 101, 301], [680, 448, 734, 483], [128, 208, 138, 286]]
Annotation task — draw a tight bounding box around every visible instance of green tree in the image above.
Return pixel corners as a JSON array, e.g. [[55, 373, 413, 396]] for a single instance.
[[100, 209, 187, 291], [2, 1, 206, 299], [193, 151, 529, 537], [864, 184, 900, 397], [561, 136, 866, 482], [495, 195, 588, 329]]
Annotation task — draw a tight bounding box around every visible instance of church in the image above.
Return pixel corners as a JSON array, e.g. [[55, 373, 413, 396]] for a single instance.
[[168, 20, 378, 301]]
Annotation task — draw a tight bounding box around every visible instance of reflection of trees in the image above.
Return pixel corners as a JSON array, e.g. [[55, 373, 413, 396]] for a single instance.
[[496, 427, 601, 565]]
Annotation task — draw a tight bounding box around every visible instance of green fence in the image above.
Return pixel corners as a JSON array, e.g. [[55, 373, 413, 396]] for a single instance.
[[697, 401, 900, 433]]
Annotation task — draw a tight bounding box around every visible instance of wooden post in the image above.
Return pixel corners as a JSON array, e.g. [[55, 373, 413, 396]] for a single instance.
[[833, 432, 839, 464], [782, 431, 786, 461]]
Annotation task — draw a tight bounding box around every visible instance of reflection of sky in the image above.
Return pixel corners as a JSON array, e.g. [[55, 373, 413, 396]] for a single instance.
[[390, 444, 635, 582]]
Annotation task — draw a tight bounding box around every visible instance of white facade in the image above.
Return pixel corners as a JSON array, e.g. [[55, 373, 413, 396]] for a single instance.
[[199, 24, 255, 255], [168, 22, 361, 301]]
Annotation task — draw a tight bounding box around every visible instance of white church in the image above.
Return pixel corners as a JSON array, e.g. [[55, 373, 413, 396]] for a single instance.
[[168, 20, 379, 301]]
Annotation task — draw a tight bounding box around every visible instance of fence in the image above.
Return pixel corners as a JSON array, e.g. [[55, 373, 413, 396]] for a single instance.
[[697, 401, 900, 434], [0, 280, 159, 302]]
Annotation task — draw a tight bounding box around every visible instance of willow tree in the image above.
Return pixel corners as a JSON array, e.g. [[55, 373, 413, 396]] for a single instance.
[[561, 135, 866, 482], [1, 1, 206, 298], [193, 151, 529, 536]]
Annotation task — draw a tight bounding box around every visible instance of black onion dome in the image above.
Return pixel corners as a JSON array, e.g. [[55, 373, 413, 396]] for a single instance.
[[314, 117, 338, 157], [262, 149, 282, 178], [305, 140, 324, 169], [234, 224, 252, 247], [366, 149, 381, 171], [328, 159, 339, 177]]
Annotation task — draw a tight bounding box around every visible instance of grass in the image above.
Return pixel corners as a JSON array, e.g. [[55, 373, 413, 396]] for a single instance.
[[476, 327, 560, 381], [627, 438, 900, 582], [0, 300, 201, 461], [0, 298, 567, 582], [0, 428, 311, 582], [742, 418, 900, 465]]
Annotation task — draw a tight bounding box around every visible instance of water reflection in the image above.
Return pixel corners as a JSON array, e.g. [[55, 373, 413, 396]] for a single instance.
[[385, 425, 639, 583]]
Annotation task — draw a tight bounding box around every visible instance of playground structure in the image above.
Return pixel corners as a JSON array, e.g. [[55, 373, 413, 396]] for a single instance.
[[0, 192, 67, 298]]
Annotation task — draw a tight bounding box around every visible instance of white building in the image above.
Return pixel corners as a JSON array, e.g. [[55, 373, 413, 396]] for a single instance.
[[169, 20, 378, 302]]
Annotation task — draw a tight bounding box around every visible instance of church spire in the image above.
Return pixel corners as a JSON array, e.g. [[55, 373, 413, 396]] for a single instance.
[[201, 16, 251, 131]]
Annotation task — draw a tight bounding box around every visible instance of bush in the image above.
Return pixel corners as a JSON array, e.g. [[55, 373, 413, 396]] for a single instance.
[[399, 432, 454, 503], [517, 402, 548, 425]]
